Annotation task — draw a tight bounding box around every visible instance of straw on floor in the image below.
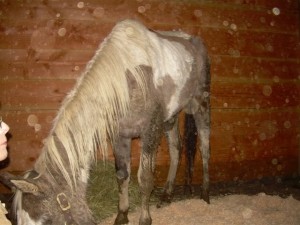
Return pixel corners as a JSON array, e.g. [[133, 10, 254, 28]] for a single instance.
[[87, 161, 142, 222]]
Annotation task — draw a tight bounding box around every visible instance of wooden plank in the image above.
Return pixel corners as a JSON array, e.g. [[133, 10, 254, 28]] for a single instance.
[[0, 20, 110, 50], [202, 29, 298, 59], [0, 110, 55, 138], [0, 62, 85, 80], [136, 2, 299, 33], [211, 82, 300, 109], [1, 79, 76, 110], [211, 56, 300, 82], [209, 0, 299, 10], [0, 1, 298, 41], [0, 0, 298, 29], [0, 49, 95, 63], [0, 0, 298, 10]]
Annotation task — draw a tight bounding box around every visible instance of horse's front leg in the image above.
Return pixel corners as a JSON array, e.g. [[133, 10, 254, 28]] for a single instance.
[[139, 106, 163, 225], [113, 137, 132, 225]]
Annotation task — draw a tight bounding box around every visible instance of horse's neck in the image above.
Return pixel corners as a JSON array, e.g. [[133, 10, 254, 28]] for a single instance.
[[34, 135, 92, 190], [40, 166, 89, 196]]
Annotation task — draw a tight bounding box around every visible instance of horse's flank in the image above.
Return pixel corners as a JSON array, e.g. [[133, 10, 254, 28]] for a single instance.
[[33, 19, 195, 191]]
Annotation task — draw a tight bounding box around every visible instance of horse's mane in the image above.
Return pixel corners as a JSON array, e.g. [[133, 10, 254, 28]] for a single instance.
[[32, 19, 194, 190], [34, 20, 152, 189]]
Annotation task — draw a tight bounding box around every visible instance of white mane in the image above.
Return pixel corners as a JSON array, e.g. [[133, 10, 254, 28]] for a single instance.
[[34, 20, 150, 188]]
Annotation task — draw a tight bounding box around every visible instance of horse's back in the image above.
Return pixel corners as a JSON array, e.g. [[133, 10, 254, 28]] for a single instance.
[[119, 20, 210, 134], [149, 30, 209, 120]]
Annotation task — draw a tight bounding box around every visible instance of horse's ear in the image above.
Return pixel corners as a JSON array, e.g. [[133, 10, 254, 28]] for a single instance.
[[10, 179, 40, 195], [0, 172, 18, 189], [0, 172, 40, 195]]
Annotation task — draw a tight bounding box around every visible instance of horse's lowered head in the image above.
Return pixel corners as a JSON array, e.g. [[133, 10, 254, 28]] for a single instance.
[[0, 171, 95, 225]]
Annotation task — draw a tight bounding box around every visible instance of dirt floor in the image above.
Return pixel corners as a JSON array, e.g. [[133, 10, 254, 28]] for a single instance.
[[1, 176, 300, 224], [99, 194, 300, 225], [99, 177, 300, 225]]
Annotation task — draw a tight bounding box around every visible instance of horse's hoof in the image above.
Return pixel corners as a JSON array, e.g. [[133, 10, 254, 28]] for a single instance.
[[114, 211, 129, 225], [202, 190, 210, 204], [156, 192, 173, 208], [156, 200, 168, 208], [184, 184, 195, 196], [139, 217, 152, 225]]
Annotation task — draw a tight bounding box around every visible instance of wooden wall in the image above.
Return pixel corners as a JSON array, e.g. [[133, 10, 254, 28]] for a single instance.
[[0, 0, 299, 191]]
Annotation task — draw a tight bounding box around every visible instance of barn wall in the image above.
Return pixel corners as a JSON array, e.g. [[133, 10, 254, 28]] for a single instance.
[[0, 0, 299, 191]]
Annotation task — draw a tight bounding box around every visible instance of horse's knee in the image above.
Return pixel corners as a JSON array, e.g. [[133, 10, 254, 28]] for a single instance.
[[138, 169, 154, 194], [116, 169, 129, 184]]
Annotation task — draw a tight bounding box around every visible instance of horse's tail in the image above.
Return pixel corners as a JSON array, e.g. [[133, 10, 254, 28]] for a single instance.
[[184, 113, 197, 193]]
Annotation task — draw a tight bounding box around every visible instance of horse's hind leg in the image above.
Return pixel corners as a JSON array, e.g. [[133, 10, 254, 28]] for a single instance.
[[184, 113, 197, 195], [113, 137, 132, 225], [193, 94, 211, 203], [157, 116, 181, 207], [138, 106, 164, 225]]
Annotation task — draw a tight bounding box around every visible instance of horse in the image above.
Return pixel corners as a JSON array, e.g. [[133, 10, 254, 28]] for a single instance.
[[0, 19, 210, 225]]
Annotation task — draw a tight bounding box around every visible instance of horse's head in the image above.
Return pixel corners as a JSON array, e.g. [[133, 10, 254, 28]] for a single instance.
[[0, 171, 95, 225]]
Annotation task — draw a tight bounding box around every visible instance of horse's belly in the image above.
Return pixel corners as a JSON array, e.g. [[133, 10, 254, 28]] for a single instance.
[[157, 74, 196, 121]]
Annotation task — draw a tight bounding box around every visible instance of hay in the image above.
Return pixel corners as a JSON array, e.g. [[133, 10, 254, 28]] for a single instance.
[[87, 161, 151, 222]]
